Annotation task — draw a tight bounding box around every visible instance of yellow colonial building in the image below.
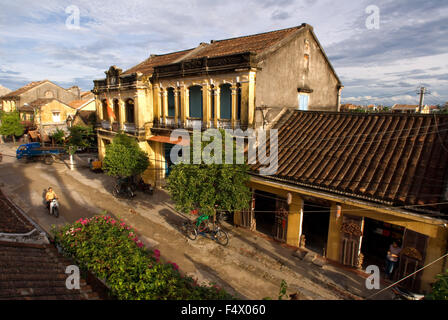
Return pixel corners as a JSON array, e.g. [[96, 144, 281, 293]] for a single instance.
[[243, 111, 448, 293], [93, 24, 342, 185]]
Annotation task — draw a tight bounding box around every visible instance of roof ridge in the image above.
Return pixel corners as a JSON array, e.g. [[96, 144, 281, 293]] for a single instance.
[[211, 25, 303, 43]]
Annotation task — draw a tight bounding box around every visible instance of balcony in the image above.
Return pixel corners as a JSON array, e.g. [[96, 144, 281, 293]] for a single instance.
[[101, 120, 111, 130], [123, 123, 136, 133], [111, 122, 121, 132], [185, 118, 205, 130]]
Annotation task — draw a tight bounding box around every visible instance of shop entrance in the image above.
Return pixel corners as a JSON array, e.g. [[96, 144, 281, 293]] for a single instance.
[[361, 218, 405, 275], [254, 190, 276, 236], [301, 202, 330, 256]]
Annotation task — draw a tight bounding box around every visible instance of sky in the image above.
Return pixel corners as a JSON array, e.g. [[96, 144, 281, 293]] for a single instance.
[[0, 0, 447, 106]]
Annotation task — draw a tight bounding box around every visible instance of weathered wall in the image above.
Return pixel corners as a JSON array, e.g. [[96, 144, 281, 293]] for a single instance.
[[39, 100, 75, 124], [16, 82, 80, 108], [255, 28, 340, 112]]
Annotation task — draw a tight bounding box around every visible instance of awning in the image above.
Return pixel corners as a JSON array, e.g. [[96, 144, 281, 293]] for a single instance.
[[148, 135, 190, 146]]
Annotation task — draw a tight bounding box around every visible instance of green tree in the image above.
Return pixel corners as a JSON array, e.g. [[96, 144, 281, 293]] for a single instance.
[[166, 129, 251, 217], [426, 270, 448, 300], [0, 111, 24, 143], [50, 129, 66, 146], [65, 125, 95, 170], [103, 132, 149, 178]]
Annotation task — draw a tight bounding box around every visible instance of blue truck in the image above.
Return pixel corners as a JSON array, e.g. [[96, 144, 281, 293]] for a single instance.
[[16, 142, 65, 164]]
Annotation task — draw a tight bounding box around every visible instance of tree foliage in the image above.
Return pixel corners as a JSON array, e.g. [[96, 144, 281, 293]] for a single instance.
[[65, 125, 94, 155], [50, 129, 66, 145], [426, 270, 448, 300], [0, 111, 24, 140], [103, 133, 149, 178], [166, 129, 251, 216]]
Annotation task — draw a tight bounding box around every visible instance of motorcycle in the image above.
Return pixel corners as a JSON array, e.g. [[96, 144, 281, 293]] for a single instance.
[[112, 181, 135, 199], [130, 177, 154, 195], [48, 198, 60, 217], [391, 286, 425, 300]]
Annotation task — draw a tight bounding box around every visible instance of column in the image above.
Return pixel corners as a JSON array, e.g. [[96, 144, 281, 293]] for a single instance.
[[183, 85, 189, 124], [326, 203, 343, 261], [231, 84, 237, 129], [247, 71, 256, 127], [286, 194, 304, 248], [174, 88, 180, 126], [202, 84, 210, 127], [162, 89, 168, 125], [214, 87, 220, 128], [119, 99, 125, 128]]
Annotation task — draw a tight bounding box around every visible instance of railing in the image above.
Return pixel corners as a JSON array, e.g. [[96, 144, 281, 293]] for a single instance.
[[111, 122, 121, 132], [185, 118, 204, 130], [217, 119, 232, 129], [123, 123, 136, 133], [101, 120, 111, 130]]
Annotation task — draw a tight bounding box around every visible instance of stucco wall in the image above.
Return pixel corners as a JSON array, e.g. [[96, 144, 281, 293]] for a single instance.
[[255, 29, 340, 112], [39, 100, 75, 125], [15, 82, 80, 108]]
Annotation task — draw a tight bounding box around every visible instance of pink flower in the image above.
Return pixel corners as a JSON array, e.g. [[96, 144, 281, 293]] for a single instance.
[[154, 249, 160, 257], [137, 242, 144, 248]]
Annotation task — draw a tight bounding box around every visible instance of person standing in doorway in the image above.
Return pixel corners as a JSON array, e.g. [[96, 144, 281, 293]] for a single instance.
[[385, 240, 402, 280]]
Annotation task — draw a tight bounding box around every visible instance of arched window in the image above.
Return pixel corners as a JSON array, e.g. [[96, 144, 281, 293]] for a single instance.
[[125, 99, 135, 123], [102, 99, 108, 121], [167, 88, 175, 117], [113, 99, 120, 123], [189, 86, 203, 118], [220, 83, 231, 120]]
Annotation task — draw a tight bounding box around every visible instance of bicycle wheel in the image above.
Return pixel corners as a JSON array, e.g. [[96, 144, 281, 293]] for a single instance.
[[215, 229, 229, 246], [185, 223, 198, 240], [44, 155, 54, 165]]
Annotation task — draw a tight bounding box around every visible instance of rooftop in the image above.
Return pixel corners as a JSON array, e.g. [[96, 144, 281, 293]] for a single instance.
[[252, 111, 448, 213]]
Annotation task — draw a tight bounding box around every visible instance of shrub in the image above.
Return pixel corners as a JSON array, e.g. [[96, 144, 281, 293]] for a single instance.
[[52, 215, 234, 300], [426, 270, 448, 300]]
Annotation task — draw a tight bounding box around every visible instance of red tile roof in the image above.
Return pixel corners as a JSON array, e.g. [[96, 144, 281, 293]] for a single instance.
[[123, 25, 304, 76], [252, 111, 448, 208], [1, 81, 48, 99], [0, 190, 103, 300]]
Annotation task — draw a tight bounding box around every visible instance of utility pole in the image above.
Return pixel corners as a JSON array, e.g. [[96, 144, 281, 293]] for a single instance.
[[418, 87, 426, 113]]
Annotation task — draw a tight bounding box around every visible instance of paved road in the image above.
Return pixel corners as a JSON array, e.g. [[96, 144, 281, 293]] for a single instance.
[[0, 143, 393, 300]]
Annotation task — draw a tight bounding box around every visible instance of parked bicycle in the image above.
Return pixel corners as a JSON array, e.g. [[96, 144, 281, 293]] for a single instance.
[[182, 211, 229, 246]]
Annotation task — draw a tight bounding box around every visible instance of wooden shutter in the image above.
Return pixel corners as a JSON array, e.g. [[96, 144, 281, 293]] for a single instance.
[[395, 229, 428, 291], [340, 215, 364, 267]]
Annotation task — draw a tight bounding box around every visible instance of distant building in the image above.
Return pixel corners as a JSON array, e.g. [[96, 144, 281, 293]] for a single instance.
[[0, 80, 81, 112], [0, 85, 11, 98], [392, 104, 438, 114]]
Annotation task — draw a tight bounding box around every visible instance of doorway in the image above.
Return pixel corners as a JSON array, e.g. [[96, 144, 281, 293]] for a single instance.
[[253, 190, 276, 236], [302, 202, 330, 256]]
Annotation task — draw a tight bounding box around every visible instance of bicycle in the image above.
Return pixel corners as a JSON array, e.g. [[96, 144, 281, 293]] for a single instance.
[[183, 212, 229, 246]]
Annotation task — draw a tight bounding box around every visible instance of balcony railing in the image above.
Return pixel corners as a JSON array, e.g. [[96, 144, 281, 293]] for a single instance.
[[101, 120, 111, 130], [111, 122, 121, 132], [123, 123, 136, 133]]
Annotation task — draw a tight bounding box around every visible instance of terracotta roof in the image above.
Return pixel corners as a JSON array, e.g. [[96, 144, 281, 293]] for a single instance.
[[74, 110, 95, 124], [252, 111, 448, 208], [68, 98, 94, 110], [123, 49, 195, 75], [1, 81, 48, 99], [0, 190, 102, 300], [81, 91, 94, 99], [123, 25, 304, 76]]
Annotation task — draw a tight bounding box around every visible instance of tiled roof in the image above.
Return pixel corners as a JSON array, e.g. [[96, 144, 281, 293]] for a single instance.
[[123, 25, 304, 76], [123, 49, 195, 75], [0, 190, 102, 300], [252, 111, 448, 207], [68, 98, 94, 109], [392, 104, 418, 110], [1, 81, 48, 99]]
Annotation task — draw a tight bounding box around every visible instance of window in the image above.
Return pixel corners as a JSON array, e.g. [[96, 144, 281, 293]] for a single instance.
[[113, 99, 120, 123], [167, 88, 175, 117], [220, 84, 231, 119], [52, 112, 61, 123], [189, 86, 203, 118], [102, 99, 108, 121], [125, 99, 135, 123], [298, 94, 309, 111]]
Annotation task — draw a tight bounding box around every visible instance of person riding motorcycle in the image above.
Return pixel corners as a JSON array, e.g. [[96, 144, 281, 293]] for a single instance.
[[45, 187, 58, 210]]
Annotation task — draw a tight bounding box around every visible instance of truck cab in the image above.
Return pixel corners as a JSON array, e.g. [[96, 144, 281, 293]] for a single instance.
[[16, 142, 41, 159]]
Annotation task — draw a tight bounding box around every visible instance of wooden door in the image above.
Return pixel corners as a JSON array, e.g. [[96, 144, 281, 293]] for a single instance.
[[395, 229, 428, 291], [273, 198, 288, 242], [340, 215, 364, 267]]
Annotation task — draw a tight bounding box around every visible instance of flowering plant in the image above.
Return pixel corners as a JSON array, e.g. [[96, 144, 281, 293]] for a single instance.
[[52, 215, 234, 300]]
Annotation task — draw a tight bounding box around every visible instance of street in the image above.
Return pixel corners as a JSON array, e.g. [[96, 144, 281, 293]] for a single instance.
[[0, 142, 393, 300]]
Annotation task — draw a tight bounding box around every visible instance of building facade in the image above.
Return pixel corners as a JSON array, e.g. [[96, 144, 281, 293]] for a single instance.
[[93, 24, 342, 185], [239, 111, 448, 293]]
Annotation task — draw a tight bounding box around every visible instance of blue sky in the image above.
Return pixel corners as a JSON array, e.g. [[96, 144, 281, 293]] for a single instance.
[[0, 0, 447, 106]]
